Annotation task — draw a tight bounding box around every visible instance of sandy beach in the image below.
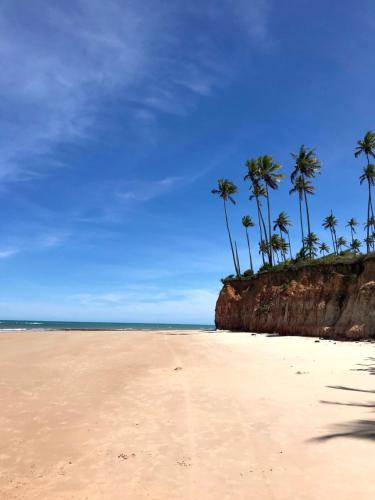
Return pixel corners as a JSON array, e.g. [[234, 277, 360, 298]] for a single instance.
[[0, 329, 374, 500]]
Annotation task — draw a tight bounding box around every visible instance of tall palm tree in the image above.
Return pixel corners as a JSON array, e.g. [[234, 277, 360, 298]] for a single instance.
[[270, 234, 282, 263], [273, 211, 293, 259], [355, 131, 375, 252], [346, 218, 358, 245], [258, 240, 269, 263], [350, 238, 361, 254], [279, 237, 289, 262], [290, 176, 314, 254], [364, 234, 375, 252], [242, 215, 254, 272], [257, 155, 284, 265], [212, 179, 240, 276], [359, 164, 375, 252], [322, 211, 338, 255], [245, 159, 270, 264], [303, 232, 319, 258], [336, 236, 347, 253], [319, 242, 330, 256], [364, 217, 375, 252], [291, 145, 321, 237]]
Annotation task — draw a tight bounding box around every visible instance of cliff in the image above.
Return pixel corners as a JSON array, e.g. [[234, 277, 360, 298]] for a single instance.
[[215, 254, 375, 340]]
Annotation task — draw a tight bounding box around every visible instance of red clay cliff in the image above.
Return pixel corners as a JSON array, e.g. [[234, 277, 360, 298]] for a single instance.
[[215, 254, 375, 340]]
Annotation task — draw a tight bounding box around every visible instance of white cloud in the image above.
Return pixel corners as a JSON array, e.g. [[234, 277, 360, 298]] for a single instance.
[[0, 0, 271, 183], [0, 249, 18, 258]]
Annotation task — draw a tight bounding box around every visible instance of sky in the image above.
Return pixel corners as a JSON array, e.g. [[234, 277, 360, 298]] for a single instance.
[[0, 0, 375, 324]]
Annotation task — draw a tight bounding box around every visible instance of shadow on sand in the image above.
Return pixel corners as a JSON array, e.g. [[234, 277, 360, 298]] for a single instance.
[[312, 380, 375, 442], [350, 357, 375, 375]]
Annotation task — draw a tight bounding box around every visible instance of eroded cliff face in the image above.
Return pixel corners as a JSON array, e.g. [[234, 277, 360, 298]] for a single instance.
[[215, 255, 375, 340]]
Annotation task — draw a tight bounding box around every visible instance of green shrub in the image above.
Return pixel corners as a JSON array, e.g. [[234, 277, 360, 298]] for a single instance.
[[242, 269, 254, 278], [258, 263, 272, 273]]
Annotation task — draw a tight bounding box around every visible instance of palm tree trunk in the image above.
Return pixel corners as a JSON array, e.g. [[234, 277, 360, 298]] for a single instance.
[[223, 200, 239, 275], [298, 194, 305, 249], [368, 179, 372, 253], [351, 227, 354, 245], [255, 199, 265, 265], [245, 228, 253, 272], [265, 185, 273, 265], [257, 200, 269, 262], [279, 228, 286, 262], [303, 188, 312, 257], [330, 228, 336, 255], [333, 227, 338, 254], [287, 230, 292, 259], [234, 241, 241, 275]]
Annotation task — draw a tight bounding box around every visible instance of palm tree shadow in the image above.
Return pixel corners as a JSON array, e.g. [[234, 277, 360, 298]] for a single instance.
[[311, 384, 375, 442], [312, 420, 375, 442], [350, 357, 375, 375]]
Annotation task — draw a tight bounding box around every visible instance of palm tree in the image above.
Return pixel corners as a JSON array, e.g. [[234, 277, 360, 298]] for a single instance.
[[336, 236, 347, 253], [290, 176, 314, 255], [258, 240, 269, 263], [364, 234, 374, 252], [355, 131, 375, 252], [212, 179, 240, 276], [273, 211, 293, 259], [364, 217, 375, 251], [279, 237, 289, 262], [322, 211, 338, 255], [291, 145, 321, 237], [242, 215, 254, 272], [257, 155, 284, 265], [319, 242, 330, 256], [303, 232, 319, 258], [350, 238, 361, 254], [270, 234, 282, 263], [359, 164, 375, 252], [245, 159, 270, 264], [346, 218, 358, 245]]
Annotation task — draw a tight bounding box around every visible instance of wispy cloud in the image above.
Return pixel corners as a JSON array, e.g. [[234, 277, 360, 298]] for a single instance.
[[118, 176, 184, 202], [0, 0, 271, 183], [0, 249, 18, 259]]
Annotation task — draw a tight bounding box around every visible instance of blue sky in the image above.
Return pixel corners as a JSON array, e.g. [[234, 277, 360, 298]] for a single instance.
[[0, 0, 374, 324]]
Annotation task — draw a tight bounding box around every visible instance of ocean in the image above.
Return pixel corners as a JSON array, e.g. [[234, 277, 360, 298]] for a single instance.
[[0, 320, 215, 332]]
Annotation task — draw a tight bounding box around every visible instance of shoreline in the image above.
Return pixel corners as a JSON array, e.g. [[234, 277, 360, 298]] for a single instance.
[[1, 329, 374, 499]]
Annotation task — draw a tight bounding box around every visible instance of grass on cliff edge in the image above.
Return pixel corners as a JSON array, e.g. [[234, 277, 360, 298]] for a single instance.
[[221, 251, 375, 283]]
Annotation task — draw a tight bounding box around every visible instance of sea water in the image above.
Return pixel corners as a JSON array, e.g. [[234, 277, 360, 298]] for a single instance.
[[0, 319, 214, 331]]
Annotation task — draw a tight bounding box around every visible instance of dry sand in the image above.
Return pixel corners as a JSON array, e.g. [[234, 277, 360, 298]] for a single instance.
[[0, 329, 374, 500]]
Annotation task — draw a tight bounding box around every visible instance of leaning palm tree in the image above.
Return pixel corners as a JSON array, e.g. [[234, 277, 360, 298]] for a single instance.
[[355, 131, 375, 252], [322, 211, 338, 255], [242, 215, 254, 272], [350, 238, 362, 254], [290, 176, 314, 253], [336, 236, 347, 254], [319, 242, 330, 256], [273, 211, 293, 259], [346, 218, 358, 245], [303, 232, 319, 258], [291, 145, 321, 237], [212, 179, 240, 276], [257, 155, 284, 265]]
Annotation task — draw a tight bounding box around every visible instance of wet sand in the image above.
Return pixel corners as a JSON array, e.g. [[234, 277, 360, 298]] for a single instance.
[[0, 329, 374, 499]]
